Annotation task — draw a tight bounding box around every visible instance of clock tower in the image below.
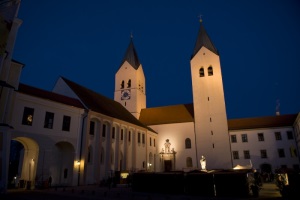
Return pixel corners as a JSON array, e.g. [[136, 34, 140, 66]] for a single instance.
[[114, 37, 146, 119], [190, 20, 232, 169]]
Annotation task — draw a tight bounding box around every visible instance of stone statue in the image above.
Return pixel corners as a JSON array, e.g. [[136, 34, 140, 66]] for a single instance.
[[164, 139, 171, 153], [200, 155, 206, 170]]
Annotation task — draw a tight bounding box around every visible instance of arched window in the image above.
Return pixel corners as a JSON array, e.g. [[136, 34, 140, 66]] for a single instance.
[[186, 157, 193, 167], [208, 66, 213, 76], [121, 80, 124, 89], [127, 79, 131, 88], [199, 67, 205, 77], [185, 138, 191, 149]]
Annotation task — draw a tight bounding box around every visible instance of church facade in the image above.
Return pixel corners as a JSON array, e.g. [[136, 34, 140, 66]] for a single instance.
[[1, 1, 299, 191]]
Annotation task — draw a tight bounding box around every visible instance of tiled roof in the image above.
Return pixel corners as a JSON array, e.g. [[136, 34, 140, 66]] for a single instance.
[[61, 77, 155, 133], [18, 83, 84, 108], [139, 103, 194, 125], [192, 21, 218, 58], [228, 114, 298, 130], [140, 101, 298, 130]]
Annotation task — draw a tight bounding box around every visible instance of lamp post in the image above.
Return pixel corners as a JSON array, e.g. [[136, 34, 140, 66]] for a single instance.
[[76, 160, 80, 186]]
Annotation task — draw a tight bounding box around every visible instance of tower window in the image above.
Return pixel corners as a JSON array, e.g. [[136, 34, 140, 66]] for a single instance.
[[127, 79, 131, 88], [199, 67, 204, 77], [121, 80, 124, 89], [208, 66, 213, 76]]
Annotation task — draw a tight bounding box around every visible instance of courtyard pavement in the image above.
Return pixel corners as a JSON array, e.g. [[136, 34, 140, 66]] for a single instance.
[[2, 182, 283, 200]]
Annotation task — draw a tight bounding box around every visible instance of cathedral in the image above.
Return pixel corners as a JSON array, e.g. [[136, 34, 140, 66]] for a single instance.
[[0, 1, 299, 191]]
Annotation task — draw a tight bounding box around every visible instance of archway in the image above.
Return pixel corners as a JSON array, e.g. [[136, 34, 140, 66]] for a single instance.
[[52, 141, 75, 186], [9, 137, 39, 189]]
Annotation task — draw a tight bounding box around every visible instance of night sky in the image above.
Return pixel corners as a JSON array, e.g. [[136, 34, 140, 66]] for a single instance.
[[12, 0, 300, 119]]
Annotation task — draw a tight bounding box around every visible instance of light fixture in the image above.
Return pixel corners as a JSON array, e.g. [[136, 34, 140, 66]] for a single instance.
[[76, 160, 80, 166]]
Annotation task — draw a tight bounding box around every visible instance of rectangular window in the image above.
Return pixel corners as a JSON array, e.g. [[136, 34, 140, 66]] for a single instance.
[[128, 131, 131, 142], [142, 134, 145, 144], [258, 133, 264, 141], [102, 124, 106, 137], [233, 151, 239, 159], [290, 146, 298, 157], [90, 121, 95, 135], [241, 134, 248, 142], [278, 148, 285, 158], [138, 132, 141, 143], [22, 107, 34, 126], [260, 149, 267, 158], [150, 137, 152, 146], [231, 135, 237, 143], [44, 112, 54, 129], [62, 115, 71, 131], [275, 132, 282, 140], [287, 131, 294, 140], [121, 129, 123, 140], [293, 164, 299, 171], [244, 150, 250, 159]]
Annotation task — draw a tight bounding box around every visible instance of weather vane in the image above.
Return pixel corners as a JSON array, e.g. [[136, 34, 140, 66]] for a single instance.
[[130, 31, 133, 39], [198, 14, 203, 23]]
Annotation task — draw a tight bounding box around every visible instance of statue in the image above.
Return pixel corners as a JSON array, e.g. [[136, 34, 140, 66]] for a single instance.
[[164, 139, 171, 153], [200, 155, 206, 170]]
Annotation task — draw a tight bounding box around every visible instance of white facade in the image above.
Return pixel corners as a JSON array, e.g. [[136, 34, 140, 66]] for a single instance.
[[230, 127, 299, 171], [10, 90, 85, 187]]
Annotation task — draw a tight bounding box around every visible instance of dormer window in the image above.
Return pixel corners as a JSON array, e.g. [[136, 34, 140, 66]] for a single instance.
[[208, 66, 213, 76], [199, 67, 204, 77]]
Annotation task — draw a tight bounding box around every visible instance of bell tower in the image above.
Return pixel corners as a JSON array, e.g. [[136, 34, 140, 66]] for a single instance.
[[114, 36, 146, 119], [190, 20, 232, 169]]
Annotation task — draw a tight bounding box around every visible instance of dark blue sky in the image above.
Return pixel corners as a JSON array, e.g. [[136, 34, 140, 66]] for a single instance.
[[13, 0, 300, 119]]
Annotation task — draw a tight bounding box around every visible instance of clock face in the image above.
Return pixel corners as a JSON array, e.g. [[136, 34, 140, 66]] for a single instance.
[[121, 89, 131, 100]]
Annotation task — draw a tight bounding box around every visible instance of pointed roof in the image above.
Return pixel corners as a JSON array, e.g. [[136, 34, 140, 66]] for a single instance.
[[60, 77, 155, 132], [120, 37, 141, 70], [191, 21, 218, 58]]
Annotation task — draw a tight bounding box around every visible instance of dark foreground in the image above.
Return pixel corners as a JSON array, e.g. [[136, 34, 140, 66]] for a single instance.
[[1, 182, 285, 200]]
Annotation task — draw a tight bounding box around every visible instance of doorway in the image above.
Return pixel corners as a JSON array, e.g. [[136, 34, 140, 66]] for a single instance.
[[164, 160, 172, 172]]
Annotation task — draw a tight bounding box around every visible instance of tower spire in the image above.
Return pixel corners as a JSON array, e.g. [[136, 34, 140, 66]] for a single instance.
[[191, 17, 218, 59], [120, 35, 140, 70]]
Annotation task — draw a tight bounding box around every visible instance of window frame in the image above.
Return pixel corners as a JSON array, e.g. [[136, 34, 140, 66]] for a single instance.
[[62, 115, 71, 131], [44, 111, 54, 129], [22, 107, 34, 126]]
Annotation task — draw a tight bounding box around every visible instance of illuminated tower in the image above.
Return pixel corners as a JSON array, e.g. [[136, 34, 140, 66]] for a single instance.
[[190, 20, 232, 169], [114, 36, 146, 119]]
